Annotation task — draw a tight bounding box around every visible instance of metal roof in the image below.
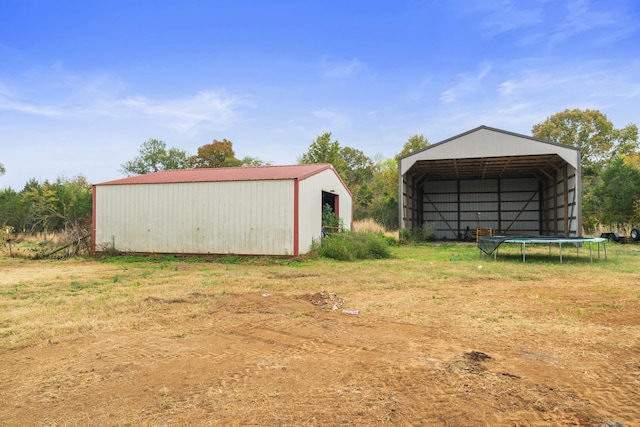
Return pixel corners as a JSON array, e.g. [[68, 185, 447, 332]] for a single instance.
[[400, 126, 579, 181], [95, 164, 335, 186], [407, 153, 568, 181]]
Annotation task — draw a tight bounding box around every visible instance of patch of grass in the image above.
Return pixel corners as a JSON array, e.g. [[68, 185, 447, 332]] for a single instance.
[[100, 254, 180, 264], [317, 231, 392, 261], [214, 255, 245, 264], [69, 281, 84, 291], [0, 283, 26, 297], [286, 311, 307, 318], [0, 242, 638, 355]]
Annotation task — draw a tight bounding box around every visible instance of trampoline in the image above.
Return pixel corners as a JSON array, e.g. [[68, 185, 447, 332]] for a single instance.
[[478, 236, 607, 263]]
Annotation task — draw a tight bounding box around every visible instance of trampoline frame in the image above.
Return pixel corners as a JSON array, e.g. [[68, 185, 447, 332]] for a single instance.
[[479, 236, 607, 263]]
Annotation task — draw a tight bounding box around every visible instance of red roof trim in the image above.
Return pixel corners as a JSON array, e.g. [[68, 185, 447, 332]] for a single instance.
[[96, 164, 335, 186]]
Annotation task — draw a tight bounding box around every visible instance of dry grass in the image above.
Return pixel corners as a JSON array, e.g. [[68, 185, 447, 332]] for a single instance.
[[1, 243, 637, 352], [3, 230, 92, 259], [353, 218, 387, 233], [1, 243, 639, 425], [352, 218, 398, 238]]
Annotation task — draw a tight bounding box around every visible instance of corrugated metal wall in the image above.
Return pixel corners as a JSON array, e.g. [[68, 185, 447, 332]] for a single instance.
[[544, 165, 579, 236], [423, 178, 540, 239], [298, 170, 353, 253], [95, 180, 295, 255]]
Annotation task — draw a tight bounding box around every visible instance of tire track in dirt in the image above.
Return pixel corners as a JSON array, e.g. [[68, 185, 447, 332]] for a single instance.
[[1, 290, 628, 426], [197, 302, 507, 425], [562, 363, 640, 423]]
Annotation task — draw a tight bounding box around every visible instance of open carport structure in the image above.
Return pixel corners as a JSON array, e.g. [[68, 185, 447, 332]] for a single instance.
[[398, 126, 582, 240]]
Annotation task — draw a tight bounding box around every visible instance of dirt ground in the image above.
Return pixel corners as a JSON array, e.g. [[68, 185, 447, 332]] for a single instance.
[[0, 256, 639, 426]]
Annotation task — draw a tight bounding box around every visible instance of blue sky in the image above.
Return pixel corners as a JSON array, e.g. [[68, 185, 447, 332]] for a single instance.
[[1, 0, 639, 190]]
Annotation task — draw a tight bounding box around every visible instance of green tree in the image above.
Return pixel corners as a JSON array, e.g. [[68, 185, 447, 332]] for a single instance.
[[0, 162, 5, 176], [300, 133, 379, 220], [299, 132, 376, 187], [396, 134, 430, 159], [368, 158, 399, 229], [121, 139, 191, 176], [239, 156, 271, 167], [531, 109, 638, 171], [22, 182, 60, 237], [613, 123, 640, 158], [0, 188, 22, 230], [359, 134, 430, 227], [50, 175, 93, 230], [588, 157, 640, 226], [341, 146, 374, 186], [341, 147, 375, 221], [299, 132, 346, 172], [192, 139, 242, 168]]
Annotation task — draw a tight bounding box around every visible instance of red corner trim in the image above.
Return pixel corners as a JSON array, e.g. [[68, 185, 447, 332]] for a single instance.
[[293, 178, 299, 256], [91, 185, 97, 253]]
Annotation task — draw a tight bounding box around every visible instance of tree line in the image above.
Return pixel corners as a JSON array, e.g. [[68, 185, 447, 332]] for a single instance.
[[0, 175, 92, 236], [1, 108, 638, 235]]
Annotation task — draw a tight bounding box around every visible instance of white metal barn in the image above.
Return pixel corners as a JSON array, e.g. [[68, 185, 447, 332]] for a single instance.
[[92, 164, 352, 256], [398, 126, 582, 239]]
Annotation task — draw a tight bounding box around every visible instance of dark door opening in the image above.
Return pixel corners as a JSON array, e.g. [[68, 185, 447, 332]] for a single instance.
[[322, 191, 339, 233]]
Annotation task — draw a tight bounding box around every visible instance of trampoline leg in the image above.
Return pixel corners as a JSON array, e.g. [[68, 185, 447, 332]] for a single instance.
[[589, 242, 593, 262], [522, 243, 526, 262], [559, 243, 563, 264]]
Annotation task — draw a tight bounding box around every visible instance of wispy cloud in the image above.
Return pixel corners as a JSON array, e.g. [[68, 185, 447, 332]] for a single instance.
[[321, 57, 365, 78], [0, 96, 64, 117], [117, 91, 253, 132], [426, 58, 640, 141], [478, 0, 544, 36], [460, 0, 637, 49], [0, 67, 253, 132], [407, 77, 434, 102], [495, 60, 640, 106], [548, 0, 618, 46], [312, 108, 349, 128], [439, 63, 492, 104]]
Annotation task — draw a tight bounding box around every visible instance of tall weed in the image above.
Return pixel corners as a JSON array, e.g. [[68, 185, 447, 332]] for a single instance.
[[317, 231, 392, 261]]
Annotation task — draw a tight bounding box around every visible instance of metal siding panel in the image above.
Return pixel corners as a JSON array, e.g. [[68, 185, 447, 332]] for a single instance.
[[418, 174, 546, 238], [501, 178, 537, 192], [425, 202, 458, 211], [95, 181, 295, 255], [461, 202, 499, 211], [298, 170, 352, 254], [501, 192, 536, 202], [460, 193, 498, 203], [501, 202, 539, 211], [424, 180, 456, 193], [501, 211, 539, 221], [460, 212, 499, 221], [213, 181, 294, 255], [460, 179, 497, 192], [427, 193, 457, 203]]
